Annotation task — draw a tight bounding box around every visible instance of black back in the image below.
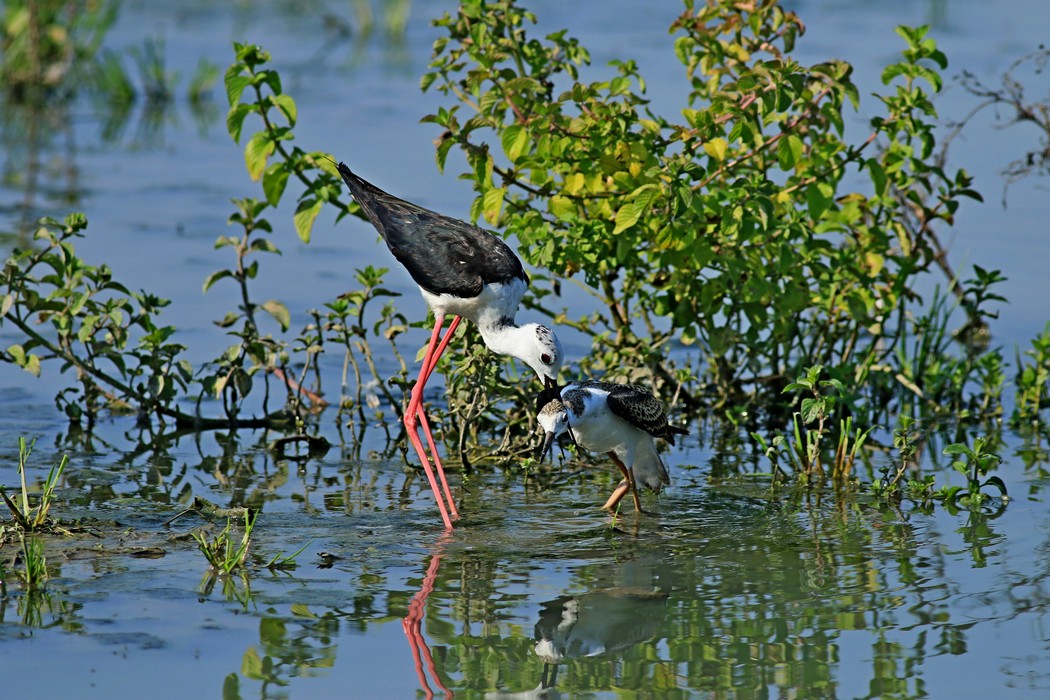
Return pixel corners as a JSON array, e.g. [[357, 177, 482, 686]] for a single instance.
[[338, 163, 528, 299], [577, 380, 689, 445]]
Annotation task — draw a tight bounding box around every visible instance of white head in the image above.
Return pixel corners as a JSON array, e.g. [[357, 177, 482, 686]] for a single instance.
[[483, 322, 563, 389], [519, 323, 563, 389], [537, 398, 571, 460]]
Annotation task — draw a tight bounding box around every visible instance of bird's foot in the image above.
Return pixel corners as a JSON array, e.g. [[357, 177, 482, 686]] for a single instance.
[[601, 482, 656, 516]]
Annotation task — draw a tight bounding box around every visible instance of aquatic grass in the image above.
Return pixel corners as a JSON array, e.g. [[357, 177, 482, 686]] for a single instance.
[[0, 0, 119, 98], [871, 418, 1008, 508], [266, 540, 312, 571], [187, 57, 220, 104], [0, 437, 67, 533], [193, 510, 258, 575], [13, 534, 49, 591], [189, 506, 309, 575], [834, 416, 876, 480], [756, 432, 789, 485]]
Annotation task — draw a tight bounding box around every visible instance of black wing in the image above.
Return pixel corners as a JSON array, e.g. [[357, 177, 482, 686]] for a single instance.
[[338, 163, 527, 298], [597, 381, 688, 445]]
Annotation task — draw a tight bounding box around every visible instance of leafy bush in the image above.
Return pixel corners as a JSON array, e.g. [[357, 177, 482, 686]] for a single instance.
[[420, 0, 996, 420]]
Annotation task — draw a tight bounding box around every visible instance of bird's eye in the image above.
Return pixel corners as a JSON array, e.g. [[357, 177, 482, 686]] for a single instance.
[[540, 353, 552, 365]]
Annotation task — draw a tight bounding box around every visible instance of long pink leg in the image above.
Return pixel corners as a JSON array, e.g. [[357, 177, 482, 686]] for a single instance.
[[404, 318, 453, 530], [404, 315, 463, 528], [413, 316, 461, 519]]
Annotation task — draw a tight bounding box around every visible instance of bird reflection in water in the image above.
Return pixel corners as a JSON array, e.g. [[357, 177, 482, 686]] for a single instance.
[[402, 545, 669, 698], [533, 583, 669, 691], [403, 536, 453, 699]]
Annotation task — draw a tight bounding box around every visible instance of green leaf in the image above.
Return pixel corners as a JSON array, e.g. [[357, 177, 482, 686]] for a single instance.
[[226, 103, 255, 143], [24, 354, 41, 377], [245, 132, 275, 181], [942, 443, 974, 458], [249, 238, 281, 254], [805, 182, 833, 221], [482, 187, 505, 225], [435, 137, 455, 172], [233, 368, 253, 398], [293, 198, 323, 243], [215, 312, 239, 328], [203, 269, 233, 293], [800, 397, 824, 424], [940, 485, 964, 505], [781, 136, 793, 170], [824, 378, 846, 395], [880, 63, 905, 86], [257, 69, 282, 96], [982, 475, 1008, 499], [260, 300, 291, 331], [224, 70, 250, 108], [867, 159, 887, 196], [270, 94, 297, 126], [222, 673, 241, 700], [7, 343, 25, 365], [613, 201, 643, 234], [500, 125, 529, 163], [262, 163, 290, 206], [703, 137, 728, 162], [177, 360, 194, 380], [550, 195, 575, 221]]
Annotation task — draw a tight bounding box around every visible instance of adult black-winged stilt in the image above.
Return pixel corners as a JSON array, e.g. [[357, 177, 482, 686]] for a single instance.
[[537, 380, 687, 512], [337, 163, 563, 530]]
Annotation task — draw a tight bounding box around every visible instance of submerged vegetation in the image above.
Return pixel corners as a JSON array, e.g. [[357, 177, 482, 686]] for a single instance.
[[0, 438, 67, 594], [0, 437, 66, 534], [2, 0, 1049, 507]]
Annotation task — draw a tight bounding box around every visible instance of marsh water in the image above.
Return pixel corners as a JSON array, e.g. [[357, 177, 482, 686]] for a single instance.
[[3, 1, 1050, 697]]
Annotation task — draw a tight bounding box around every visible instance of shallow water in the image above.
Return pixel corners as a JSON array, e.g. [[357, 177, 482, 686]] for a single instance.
[[4, 443, 1050, 697], [3, 0, 1050, 697]]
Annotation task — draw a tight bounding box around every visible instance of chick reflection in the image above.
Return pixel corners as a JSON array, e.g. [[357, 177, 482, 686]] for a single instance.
[[533, 585, 669, 689]]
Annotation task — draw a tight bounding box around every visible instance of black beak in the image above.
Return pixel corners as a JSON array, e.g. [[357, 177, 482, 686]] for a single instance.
[[566, 425, 579, 451], [537, 430, 556, 461], [536, 376, 561, 415]]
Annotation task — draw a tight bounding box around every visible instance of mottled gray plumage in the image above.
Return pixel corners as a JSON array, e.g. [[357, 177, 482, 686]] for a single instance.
[[337, 163, 527, 299], [567, 380, 686, 445]]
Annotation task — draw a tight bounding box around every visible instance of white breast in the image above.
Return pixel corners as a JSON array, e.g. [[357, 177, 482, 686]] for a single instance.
[[568, 398, 635, 454], [420, 278, 527, 325]]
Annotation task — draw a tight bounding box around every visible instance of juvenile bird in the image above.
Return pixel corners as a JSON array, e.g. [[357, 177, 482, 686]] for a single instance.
[[537, 380, 687, 512]]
